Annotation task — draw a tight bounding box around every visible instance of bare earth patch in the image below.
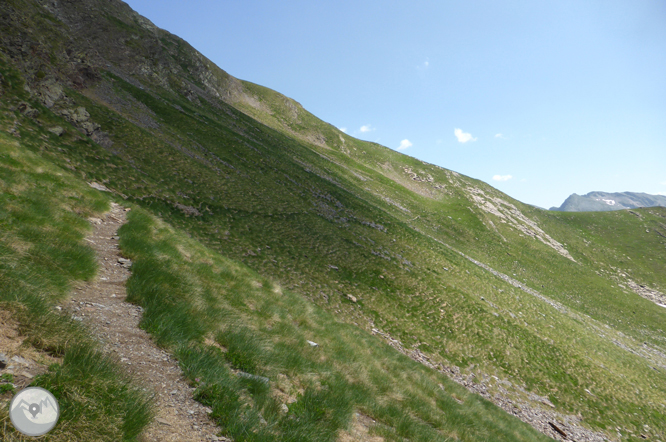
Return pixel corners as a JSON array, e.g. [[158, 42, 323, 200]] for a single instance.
[[337, 412, 384, 442], [0, 310, 59, 404], [66, 203, 228, 442]]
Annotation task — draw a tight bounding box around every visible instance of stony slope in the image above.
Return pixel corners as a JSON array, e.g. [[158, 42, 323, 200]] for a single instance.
[[1, 0, 665, 440]]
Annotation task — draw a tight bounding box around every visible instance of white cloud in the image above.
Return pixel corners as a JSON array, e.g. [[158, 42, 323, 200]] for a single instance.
[[397, 139, 412, 151], [660, 181, 666, 185], [360, 125, 374, 133], [492, 175, 513, 182], [495, 133, 505, 139], [454, 128, 477, 143], [339, 127, 347, 133]]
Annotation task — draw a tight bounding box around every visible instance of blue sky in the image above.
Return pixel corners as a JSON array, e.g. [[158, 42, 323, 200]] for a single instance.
[[124, 0, 666, 209]]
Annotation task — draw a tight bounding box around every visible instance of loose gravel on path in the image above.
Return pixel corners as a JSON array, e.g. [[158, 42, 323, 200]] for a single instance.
[[68, 202, 228, 442]]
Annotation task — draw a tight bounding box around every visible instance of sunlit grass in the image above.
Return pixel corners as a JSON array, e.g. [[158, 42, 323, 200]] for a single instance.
[[0, 129, 153, 441], [119, 207, 553, 441]]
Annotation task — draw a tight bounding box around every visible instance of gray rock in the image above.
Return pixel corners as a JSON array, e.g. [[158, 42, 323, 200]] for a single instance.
[[236, 371, 269, 385], [174, 203, 202, 216], [306, 340, 318, 347], [88, 182, 110, 192], [346, 294, 357, 303], [0, 353, 8, 369], [38, 79, 65, 108], [72, 107, 90, 123], [17, 101, 39, 118], [10, 355, 31, 366], [80, 121, 101, 135], [47, 126, 64, 136]]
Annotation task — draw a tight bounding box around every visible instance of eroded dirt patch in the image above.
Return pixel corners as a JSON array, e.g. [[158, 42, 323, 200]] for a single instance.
[[337, 412, 384, 442], [0, 310, 59, 410]]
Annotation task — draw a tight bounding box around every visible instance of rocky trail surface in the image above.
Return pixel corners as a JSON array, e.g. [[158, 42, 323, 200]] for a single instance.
[[66, 202, 227, 442]]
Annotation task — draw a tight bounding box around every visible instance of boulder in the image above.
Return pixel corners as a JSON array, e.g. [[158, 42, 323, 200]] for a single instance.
[[72, 107, 90, 123], [88, 182, 110, 192], [17, 101, 39, 118], [80, 121, 100, 135], [47, 126, 64, 136], [38, 79, 65, 108]]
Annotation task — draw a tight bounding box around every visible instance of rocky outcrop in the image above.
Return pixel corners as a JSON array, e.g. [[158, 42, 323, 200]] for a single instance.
[[369, 327, 609, 442], [466, 186, 575, 261], [38, 79, 65, 108]]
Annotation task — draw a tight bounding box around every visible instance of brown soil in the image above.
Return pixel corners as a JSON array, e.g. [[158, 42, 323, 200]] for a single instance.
[[0, 310, 59, 399], [65, 202, 228, 442], [337, 412, 384, 442]]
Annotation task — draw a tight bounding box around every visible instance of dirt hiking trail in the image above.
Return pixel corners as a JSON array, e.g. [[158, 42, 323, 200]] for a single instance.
[[69, 202, 228, 442]]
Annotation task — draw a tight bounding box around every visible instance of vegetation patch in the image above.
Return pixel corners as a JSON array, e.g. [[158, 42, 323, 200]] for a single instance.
[[119, 206, 552, 441], [0, 130, 152, 441]]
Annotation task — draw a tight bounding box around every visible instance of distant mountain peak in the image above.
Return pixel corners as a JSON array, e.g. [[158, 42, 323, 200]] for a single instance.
[[550, 191, 666, 212]]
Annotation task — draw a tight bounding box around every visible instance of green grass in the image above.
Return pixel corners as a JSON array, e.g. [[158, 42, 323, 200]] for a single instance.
[[118, 206, 553, 441], [1, 3, 665, 439], [0, 129, 153, 441], [0, 374, 15, 395]]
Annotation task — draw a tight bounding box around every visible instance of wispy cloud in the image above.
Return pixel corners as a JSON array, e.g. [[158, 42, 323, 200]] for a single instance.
[[360, 124, 374, 133], [339, 127, 347, 133], [417, 59, 430, 70], [397, 139, 412, 151], [492, 175, 513, 182], [454, 128, 477, 143], [495, 133, 505, 139], [661, 180, 666, 185]]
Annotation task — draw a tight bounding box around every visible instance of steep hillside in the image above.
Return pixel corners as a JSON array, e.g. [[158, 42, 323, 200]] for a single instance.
[[551, 191, 666, 212], [1, 1, 665, 441]]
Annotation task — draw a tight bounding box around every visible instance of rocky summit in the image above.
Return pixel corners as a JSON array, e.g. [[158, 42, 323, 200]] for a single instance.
[[551, 191, 666, 212]]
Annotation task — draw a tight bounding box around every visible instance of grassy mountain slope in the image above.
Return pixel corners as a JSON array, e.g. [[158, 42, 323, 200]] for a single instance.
[[1, 0, 665, 440], [0, 42, 553, 442]]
